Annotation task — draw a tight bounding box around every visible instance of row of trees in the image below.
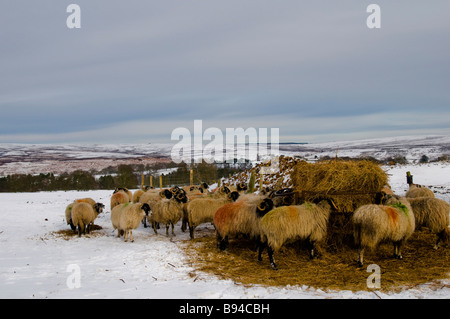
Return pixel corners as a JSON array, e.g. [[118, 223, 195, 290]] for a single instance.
[[0, 161, 247, 193]]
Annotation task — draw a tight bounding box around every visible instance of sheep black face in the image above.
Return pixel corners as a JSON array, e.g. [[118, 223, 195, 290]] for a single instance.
[[229, 191, 240, 202], [237, 182, 248, 192], [256, 199, 274, 217], [223, 186, 231, 194], [94, 203, 105, 214], [176, 193, 188, 203], [141, 203, 151, 216], [161, 189, 172, 199], [200, 182, 209, 190]]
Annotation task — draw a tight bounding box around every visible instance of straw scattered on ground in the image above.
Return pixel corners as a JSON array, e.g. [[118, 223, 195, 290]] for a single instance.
[[183, 228, 450, 293]]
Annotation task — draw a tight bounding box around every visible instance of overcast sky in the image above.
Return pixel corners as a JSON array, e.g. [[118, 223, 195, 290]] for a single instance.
[[0, 1, 449, 144]]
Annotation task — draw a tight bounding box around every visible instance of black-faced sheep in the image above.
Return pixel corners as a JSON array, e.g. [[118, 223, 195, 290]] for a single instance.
[[71, 202, 105, 237], [407, 196, 450, 249], [117, 203, 151, 242], [352, 197, 415, 266], [212, 185, 231, 198], [258, 200, 332, 270], [213, 198, 274, 251], [186, 191, 240, 239], [147, 192, 188, 236]]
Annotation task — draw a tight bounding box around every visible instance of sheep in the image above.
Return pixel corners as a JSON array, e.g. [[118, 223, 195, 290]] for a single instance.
[[139, 189, 173, 228], [147, 192, 188, 236], [213, 198, 274, 251], [116, 202, 151, 242], [139, 189, 172, 204], [65, 198, 97, 231], [212, 185, 231, 198], [186, 191, 240, 239], [406, 184, 435, 198], [110, 188, 131, 209], [111, 203, 125, 237], [352, 196, 415, 267], [71, 202, 105, 237], [132, 186, 152, 203], [407, 197, 450, 249], [258, 200, 332, 270]]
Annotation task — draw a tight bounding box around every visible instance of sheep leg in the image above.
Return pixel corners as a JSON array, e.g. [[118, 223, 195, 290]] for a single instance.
[[171, 223, 176, 236], [219, 236, 229, 251], [142, 217, 147, 228], [393, 241, 403, 259], [257, 241, 266, 262], [357, 247, 365, 267], [130, 230, 134, 242], [124, 230, 128, 242], [308, 240, 316, 259], [165, 224, 170, 236], [152, 222, 158, 235], [434, 230, 448, 249], [267, 246, 278, 271], [189, 224, 195, 240]]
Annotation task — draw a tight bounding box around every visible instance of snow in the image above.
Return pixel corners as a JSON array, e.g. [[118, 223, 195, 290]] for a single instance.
[[0, 162, 449, 299]]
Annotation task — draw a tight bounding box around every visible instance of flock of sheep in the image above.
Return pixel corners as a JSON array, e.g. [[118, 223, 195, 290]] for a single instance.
[[64, 181, 449, 271]]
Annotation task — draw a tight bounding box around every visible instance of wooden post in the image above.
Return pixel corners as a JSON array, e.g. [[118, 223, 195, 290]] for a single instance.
[[150, 175, 153, 188], [260, 172, 263, 191], [190, 169, 194, 185], [160, 175, 163, 189], [141, 174, 145, 189]]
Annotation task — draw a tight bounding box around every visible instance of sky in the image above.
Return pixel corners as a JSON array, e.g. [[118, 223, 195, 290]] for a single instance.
[[0, 1, 449, 144]]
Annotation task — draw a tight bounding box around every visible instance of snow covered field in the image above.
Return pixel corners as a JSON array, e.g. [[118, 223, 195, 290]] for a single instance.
[[0, 163, 449, 299]]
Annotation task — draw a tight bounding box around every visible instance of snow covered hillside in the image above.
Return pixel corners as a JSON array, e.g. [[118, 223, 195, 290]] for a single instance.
[[0, 162, 449, 299]]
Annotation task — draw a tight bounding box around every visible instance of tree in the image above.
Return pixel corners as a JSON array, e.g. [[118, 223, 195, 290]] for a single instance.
[[115, 165, 138, 189]]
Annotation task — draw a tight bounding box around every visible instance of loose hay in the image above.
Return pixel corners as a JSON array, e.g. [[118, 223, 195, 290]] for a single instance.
[[53, 224, 103, 240], [292, 159, 388, 213], [183, 228, 450, 292]]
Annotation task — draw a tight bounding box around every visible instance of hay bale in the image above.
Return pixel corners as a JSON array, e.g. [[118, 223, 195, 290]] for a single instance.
[[292, 160, 388, 213]]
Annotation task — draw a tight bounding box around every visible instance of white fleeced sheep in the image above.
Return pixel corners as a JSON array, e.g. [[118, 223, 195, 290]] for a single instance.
[[258, 200, 332, 270], [408, 196, 450, 249], [352, 196, 415, 266], [147, 192, 188, 236], [65, 198, 97, 231], [110, 188, 131, 209], [213, 198, 274, 251], [186, 191, 239, 239], [117, 202, 151, 242], [406, 184, 435, 198], [71, 202, 105, 237]]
